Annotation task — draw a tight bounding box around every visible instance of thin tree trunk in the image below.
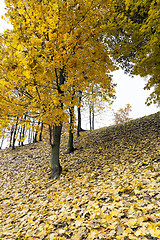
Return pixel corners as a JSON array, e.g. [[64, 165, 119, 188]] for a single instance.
[[18, 125, 22, 146], [9, 126, 14, 148], [77, 91, 85, 136], [31, 120, 35, 143], [92, 103, 94, 130], [67, 107, 75, 153], [77, 91, 82, 137], [49, 125, 62, 179], [21, 114, 26, 146], [33, 133, 37, 143], [39, 121, 43, 141], [90, 87, 94, 130], [12, 117, 19, 150], [0, 128, 6, 149], [89, 106, 92, 130], [34, 121, 40, 143], [77, 106, 81, 137], [0, 135, 5, 149], [19, 125, 21, 146], [28, 127, 31, 143]]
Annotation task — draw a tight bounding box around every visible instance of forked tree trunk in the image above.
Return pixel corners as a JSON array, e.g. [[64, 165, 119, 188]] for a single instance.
[[50, 67, 65, 179], [50, 125, 62, 179]]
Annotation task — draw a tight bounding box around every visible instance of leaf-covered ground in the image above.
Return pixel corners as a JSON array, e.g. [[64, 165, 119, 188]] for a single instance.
[[0, 112, 160, 240]]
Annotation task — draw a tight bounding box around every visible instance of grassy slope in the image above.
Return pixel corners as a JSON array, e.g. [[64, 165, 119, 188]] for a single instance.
[[0, 112, 160, 240]]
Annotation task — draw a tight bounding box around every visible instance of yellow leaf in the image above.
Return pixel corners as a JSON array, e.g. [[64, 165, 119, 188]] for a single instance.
[[127, 219, 137, 227], [154, 229, 160, 237], [28, 218, 33, 224]]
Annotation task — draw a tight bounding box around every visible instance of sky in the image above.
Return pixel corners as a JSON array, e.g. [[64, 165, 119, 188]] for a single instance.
[[82, 69, 159, 129], [0, 0, 159, 131]]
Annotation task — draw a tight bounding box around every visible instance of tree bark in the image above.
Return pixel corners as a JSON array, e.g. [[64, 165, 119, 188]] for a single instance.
[[89, 104, 94, 130], [92, 103, 94, 130], [67, 107, 75, 153], [12, 117, 19, 150], [77, 105, 81, 137], [77, 91, 82, 137], [21, 114, 26, 146], [31, 120, 35, 143], [0, 135, 5, 149], [34, 121, 40, 143], [50, 125, 62, 179], [18, 125, 22, 146], [77, 91, 85, 136], [9, 126, 14, 148], [28, 127, 31, 143], [39, 121, 43, 141], [49, 67, 65, 179], [89, 106, 92, 130]]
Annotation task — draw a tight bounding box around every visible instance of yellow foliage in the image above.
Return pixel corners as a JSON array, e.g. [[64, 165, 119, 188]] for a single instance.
[[106, 0, 160, 105], [0, 0, 116, 131]]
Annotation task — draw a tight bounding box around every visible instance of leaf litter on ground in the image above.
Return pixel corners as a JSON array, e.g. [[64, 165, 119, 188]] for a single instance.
[[0, 112, 160, 240]]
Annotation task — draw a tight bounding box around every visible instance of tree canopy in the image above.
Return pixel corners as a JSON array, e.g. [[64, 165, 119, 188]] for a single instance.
[[105, 0, 160, 105], [0, 0, 116, 178], [0, 0, 116, 124]]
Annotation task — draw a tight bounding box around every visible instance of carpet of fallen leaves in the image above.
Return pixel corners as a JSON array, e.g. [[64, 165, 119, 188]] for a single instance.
[[0, 112, 160, 240]]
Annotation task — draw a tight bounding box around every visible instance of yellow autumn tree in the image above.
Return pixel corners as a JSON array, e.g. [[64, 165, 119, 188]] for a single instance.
[[113, 104, 132, 125], [105, 0, 160, 105], [0, 0, 116, 179]]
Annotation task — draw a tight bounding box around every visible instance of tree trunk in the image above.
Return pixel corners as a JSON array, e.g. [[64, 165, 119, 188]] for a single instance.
[[31, 120, 35, 143], [77, 91, 82, 137], [89, 106, 92, 130], [9, 126, 14, 148], [67, 107, 75, 153], [34, 121, 40, 143], [18, 125, 22, 146], [49, 67, 65, 179], [0, 135, 5, 149], [0, 128, 6, 149], [77, 91, 86, 136], [50, 125, 62, 179], [90, 87, 94, 130], [77, 105, 81, 137], [28, 127, 31, 143], [12, 117, 19, 150], [89, 104, 94, 130], [21, 114, 26, 146], [92, 103, 94, 130], [39, 121, 43, 141]]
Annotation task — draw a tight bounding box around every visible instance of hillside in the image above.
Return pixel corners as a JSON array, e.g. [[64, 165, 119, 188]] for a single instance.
[[0, 112, 160, 240]]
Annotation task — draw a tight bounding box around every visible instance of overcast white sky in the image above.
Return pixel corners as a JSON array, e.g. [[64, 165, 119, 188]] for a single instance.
[[0, 0, 159, 130]]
